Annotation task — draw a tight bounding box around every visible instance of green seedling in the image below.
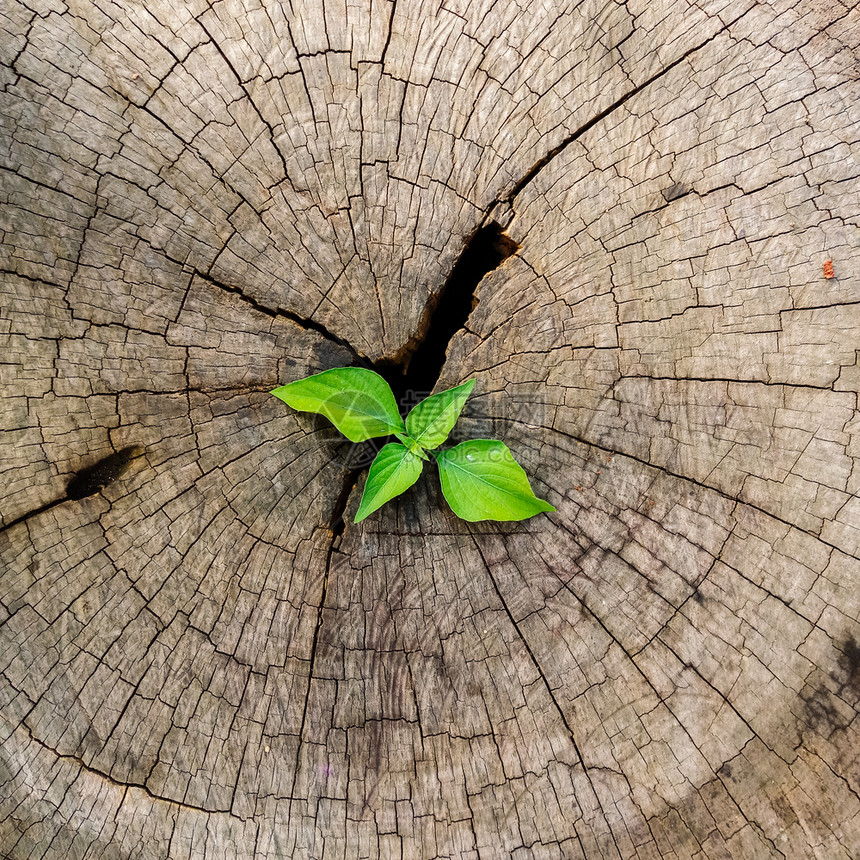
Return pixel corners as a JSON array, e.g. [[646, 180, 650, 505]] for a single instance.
[[272, 367, 555, 524]]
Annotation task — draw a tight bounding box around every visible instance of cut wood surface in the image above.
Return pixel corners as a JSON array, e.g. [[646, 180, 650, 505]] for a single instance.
[[2, 0, 860, 857]]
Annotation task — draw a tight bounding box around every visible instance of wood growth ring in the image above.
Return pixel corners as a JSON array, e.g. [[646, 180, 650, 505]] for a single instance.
[[1, 1, 859, 858]]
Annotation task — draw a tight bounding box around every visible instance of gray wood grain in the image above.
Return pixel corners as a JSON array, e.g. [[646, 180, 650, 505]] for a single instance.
[[2, 0, 859, 857]]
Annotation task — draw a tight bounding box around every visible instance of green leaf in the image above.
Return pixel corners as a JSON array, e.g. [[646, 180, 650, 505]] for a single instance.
[[355, 443, 424, 523], [436, 440, 555, 522], [405, 379, 475, 450], [272, 367, 406, 442]]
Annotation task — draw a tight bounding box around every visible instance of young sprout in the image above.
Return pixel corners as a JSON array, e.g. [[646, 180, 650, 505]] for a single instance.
[[272, 367, 555, 523]]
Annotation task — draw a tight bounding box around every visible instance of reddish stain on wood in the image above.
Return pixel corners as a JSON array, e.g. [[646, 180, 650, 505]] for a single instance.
[[823, 260, 835, 278]]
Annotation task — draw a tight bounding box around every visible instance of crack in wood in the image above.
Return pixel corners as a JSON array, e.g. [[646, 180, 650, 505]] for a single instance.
[[499, 6, 754, 207], [4, 1, 860, 855], [323, 220, 520, 535], [376, 221, 519, 407], [65, 445, 145, 501]]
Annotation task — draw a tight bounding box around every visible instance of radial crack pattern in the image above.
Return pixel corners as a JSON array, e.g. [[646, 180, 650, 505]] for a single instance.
[[2, 1, 860, 858]]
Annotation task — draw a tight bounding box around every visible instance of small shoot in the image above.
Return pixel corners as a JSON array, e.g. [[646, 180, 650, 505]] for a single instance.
[[272, 368, 554, 523]]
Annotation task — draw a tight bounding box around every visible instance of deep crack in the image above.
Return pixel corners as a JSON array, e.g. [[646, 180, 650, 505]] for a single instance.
[[376, 220, 519, 410], [65, 445, 146, 501], [327, 220, 519, 531]]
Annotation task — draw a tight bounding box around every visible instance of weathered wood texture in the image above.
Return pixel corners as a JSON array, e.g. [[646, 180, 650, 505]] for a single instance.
[[2, 0, 860, 857]]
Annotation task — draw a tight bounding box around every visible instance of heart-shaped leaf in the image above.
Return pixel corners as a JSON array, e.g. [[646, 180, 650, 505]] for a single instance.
[[405, 379, 475, 450], [355, 443, 424, 523], [272, 367, 405, 442], [436, 439, 555, 522]]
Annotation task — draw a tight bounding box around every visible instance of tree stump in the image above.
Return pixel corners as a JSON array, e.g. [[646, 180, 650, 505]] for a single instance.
[[2, 1, 860, 857]]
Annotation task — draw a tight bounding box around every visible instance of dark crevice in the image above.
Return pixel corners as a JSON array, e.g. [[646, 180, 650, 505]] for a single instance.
[[0, 499, 64, 535], [326, 221, 518, 535], [1, 445, 145, 534], [375, 221, 519, 411], [65, 445, 145, 501], [329, 467, 362, 535]]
